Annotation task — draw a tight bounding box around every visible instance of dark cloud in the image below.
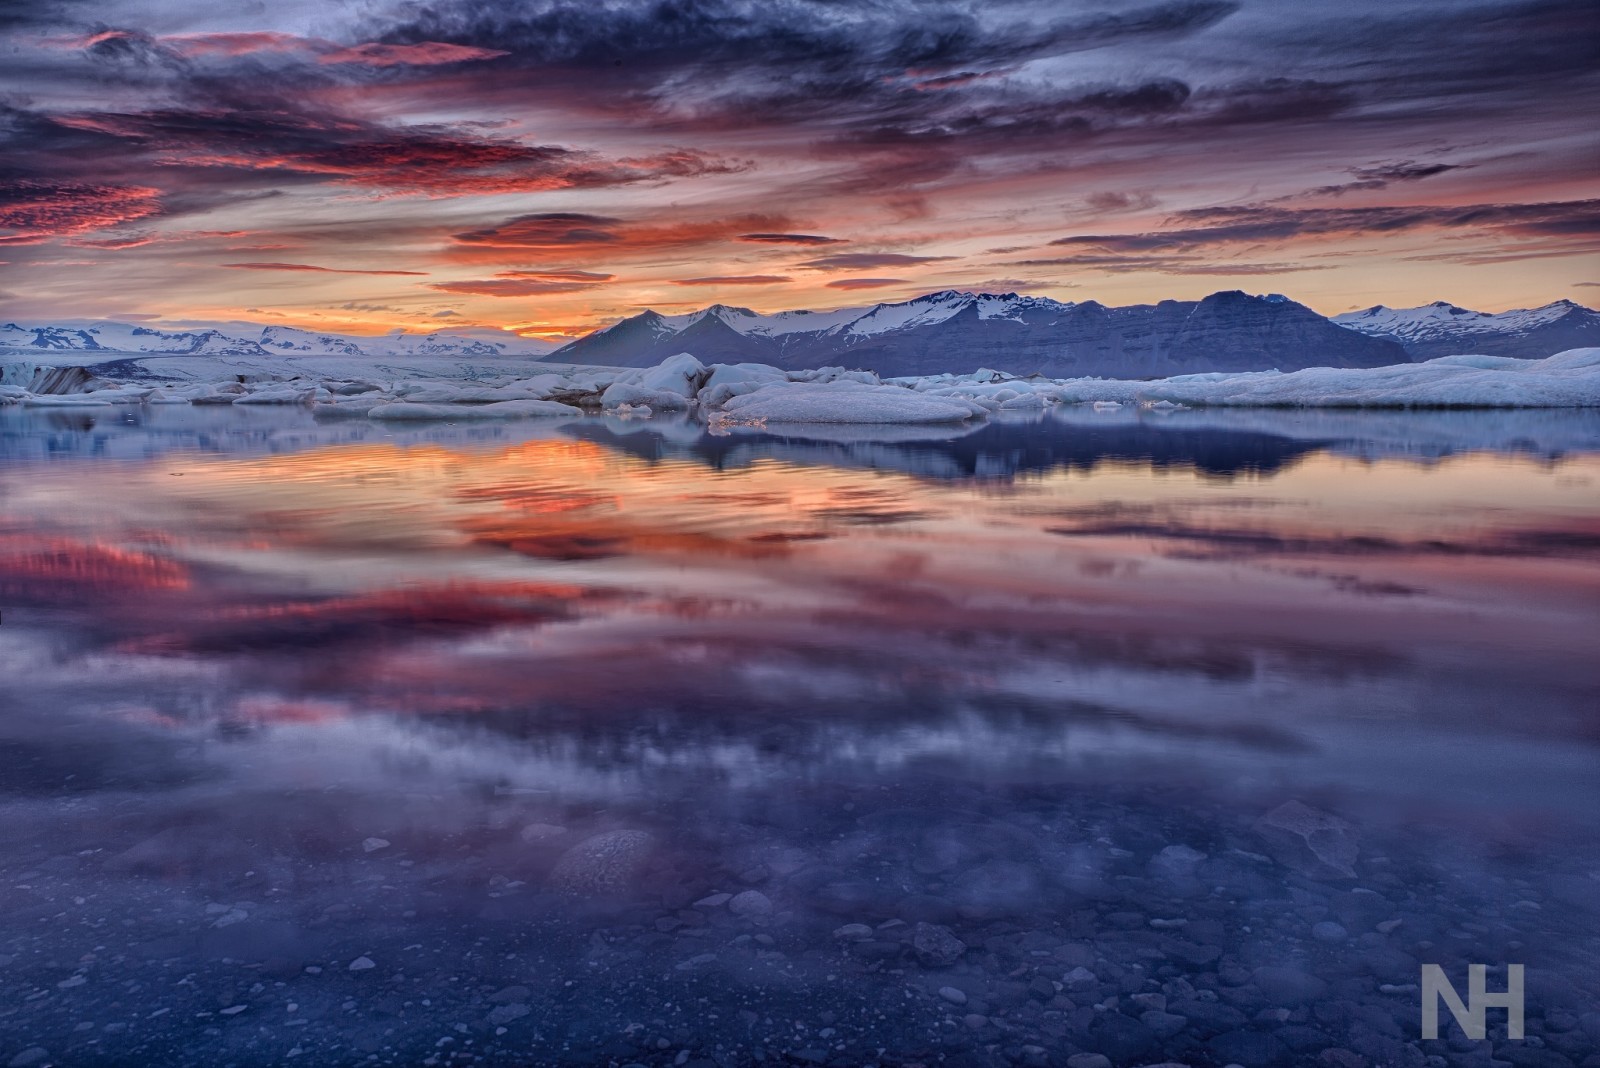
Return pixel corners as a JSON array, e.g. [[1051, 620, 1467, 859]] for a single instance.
[[451, 214, 622, 249], [737, 233, 844, 246], [1086, 191, 1160, 213], [1011, 253, 1331, 275], [373, 1, 1240, 82], [221, 262, 427, 276], [447, 212, 790, 263], [672, 275, 792, 285], [1303, 159, 1469, 197], [798, 253, 956, 271], [20, 107, 743, 199], [1048, 200, 1600, 255]]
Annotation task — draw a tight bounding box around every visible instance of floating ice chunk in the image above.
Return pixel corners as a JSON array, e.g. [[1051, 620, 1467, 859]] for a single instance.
[[1092, 401, 1123, 410], [788, 366, 881, 386], [21, 394, 114, 407], [234, 387, 316, 405], [698, 362, 787, 408], [721, 381, 985, 424], [600, 383, 692, 411], [1137, 347, 1600, 408], [601, 352, 707, 410], [401, 385, 547, 404], [635, 352, 707, 394], [998, 392, 1051, 410], [367, 399, 581, 420]]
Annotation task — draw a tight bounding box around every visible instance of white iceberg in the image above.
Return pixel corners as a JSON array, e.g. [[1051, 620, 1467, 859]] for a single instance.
[[1135, 348, 1600, 408], [600, 352, 707, 411], [720, 381, 985, 424]]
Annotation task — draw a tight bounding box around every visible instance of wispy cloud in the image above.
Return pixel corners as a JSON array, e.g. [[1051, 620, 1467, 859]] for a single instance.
[[221, 262, 427, 276]]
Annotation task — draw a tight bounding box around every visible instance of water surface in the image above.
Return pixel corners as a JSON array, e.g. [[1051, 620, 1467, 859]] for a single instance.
[[2, 405, 1597, 1068]]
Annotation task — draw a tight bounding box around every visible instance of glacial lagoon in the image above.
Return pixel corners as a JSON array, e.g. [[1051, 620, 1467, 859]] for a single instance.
[[1, 403, 1597, 1067]]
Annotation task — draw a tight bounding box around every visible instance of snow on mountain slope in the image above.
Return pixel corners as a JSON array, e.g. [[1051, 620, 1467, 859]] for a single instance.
[[0, 319, 558, 359], [653, 292, 1077, 341], [1334, 300, 1599, 360]]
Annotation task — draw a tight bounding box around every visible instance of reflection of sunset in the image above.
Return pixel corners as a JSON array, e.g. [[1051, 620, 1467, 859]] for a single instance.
[[0, 534, 189, 596], [4, 437, 1597, 734]]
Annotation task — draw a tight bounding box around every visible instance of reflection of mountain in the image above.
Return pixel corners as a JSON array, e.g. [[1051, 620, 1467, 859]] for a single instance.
[[4, 404, 1598, 470], [565, 413, 1332, 479]]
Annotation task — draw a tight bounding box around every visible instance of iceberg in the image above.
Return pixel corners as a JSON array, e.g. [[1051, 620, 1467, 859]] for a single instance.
[[719, 381, 985, 424]]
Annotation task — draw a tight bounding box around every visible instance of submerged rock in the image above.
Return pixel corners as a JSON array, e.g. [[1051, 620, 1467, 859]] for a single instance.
[[911, 922, 967, 967], [1253, 800, 1359, 880], [549, 830, 655, 895]]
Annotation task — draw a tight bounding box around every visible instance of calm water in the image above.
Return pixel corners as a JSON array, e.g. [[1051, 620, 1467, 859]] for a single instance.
[[1, 405, 1597, 1068]]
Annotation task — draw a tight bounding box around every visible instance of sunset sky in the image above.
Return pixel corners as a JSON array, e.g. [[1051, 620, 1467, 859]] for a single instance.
[[1, 0, 1596, 339]]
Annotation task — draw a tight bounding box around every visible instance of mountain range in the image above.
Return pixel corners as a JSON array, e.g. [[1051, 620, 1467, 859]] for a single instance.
[[552, 290, 1410, 377], [552, 291, 1598, 378], [1331, 299, 1599, 360], [4, 293, 1593, 378], [0, 320, 558, 359]]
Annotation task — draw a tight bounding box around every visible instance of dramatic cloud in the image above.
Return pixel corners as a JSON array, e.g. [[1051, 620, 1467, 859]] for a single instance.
[[0, 181, 163, 245], [448, 212, 790, 263], [451, 214, 623, 249], [3, 0, 1595, 324], [222, 262, 427, 276], [1049, 200, 1600, 256], [672, 275, 792, 285], [30, 108, 744, 199]]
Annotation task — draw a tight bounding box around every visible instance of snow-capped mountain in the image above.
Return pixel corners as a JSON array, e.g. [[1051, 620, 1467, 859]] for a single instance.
[[0, 320, 559, 359], [553, 290, 1408, 377], [1333, 300, 1599, 360]]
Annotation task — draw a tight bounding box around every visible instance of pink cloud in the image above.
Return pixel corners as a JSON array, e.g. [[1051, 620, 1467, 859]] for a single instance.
[[319, 42, 511, 67]]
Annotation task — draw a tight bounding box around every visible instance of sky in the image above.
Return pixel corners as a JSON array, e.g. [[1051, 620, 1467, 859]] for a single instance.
[[1, 0, 1596, 339]]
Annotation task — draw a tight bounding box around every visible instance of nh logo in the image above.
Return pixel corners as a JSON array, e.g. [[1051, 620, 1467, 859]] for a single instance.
[[1421, 964, 1524, 1040]]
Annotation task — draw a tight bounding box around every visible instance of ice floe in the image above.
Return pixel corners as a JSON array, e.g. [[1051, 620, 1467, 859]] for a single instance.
[[2, 348, 1596, 426]]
